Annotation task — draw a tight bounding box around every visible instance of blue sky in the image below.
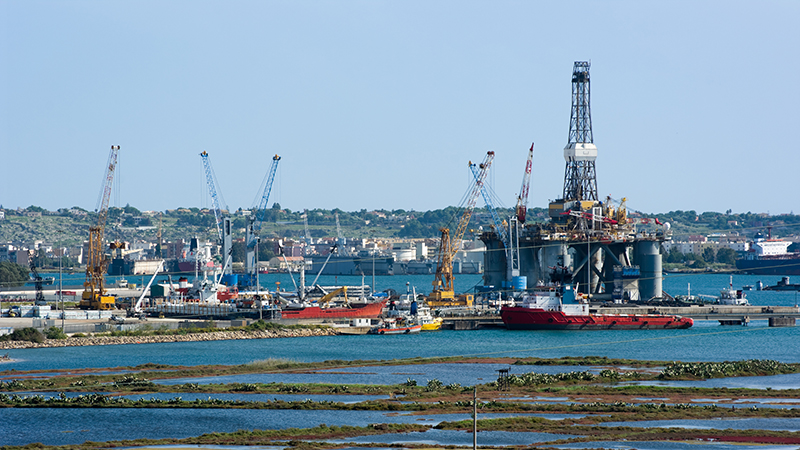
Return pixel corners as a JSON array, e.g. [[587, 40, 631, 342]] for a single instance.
[[1, 0, 798, 215]]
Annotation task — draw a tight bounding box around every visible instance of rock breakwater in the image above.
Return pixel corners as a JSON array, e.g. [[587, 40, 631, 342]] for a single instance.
[[0, 327, 338, 350]]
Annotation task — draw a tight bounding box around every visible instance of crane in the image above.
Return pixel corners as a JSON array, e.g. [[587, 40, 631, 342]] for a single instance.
[[428, 151, 494, 307], [245, 154, 281, 288], [334, 212, 349, 256], [131, 260, 164, 318], [28, 251, 46, 305], [303, 209, 311, 255], [200, 151, 233, 274], [516, 142, 534, 223], [80, 145, 120, 310], [470, 161, 508, 251]]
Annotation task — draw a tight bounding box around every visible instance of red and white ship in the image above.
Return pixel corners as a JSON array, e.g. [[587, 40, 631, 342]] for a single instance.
[[501, 285, 693, 330], [279, 298, 387, 320]]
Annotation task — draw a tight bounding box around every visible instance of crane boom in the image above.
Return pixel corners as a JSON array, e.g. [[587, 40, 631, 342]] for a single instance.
[[200, 151, 226, 241], [81, 145, 120, 310], [253, 154, 282, 235], [516, 142, 534, 223], [430, 151, 494, 305], [470, 161, 508, 250], [245, 154, 281, 287]]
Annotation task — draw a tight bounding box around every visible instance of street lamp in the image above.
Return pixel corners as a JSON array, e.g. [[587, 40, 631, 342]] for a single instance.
[[58, 234, 64, 331]]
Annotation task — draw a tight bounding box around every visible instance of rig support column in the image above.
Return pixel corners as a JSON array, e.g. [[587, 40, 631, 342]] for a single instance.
[[635, 241, 663, 300]]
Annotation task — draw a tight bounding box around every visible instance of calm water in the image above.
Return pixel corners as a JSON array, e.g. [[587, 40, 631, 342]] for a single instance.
[[2, 273, 799, 447], [0, 409, 556, 447], [3, 319, 800, 374]]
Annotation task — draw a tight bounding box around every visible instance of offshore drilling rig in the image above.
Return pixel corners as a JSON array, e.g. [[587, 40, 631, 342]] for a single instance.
[[481, 62, 669, 302]]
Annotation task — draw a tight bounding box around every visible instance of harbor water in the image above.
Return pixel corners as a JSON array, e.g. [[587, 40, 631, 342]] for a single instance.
[[2, 272, 799, 446]]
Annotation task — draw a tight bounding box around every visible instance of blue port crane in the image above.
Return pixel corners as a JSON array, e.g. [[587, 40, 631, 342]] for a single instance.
[[245, 154, 281, 286], [470, 161, 508, 251], [199, 151, 227, 242], [200, 151, 233, 274]]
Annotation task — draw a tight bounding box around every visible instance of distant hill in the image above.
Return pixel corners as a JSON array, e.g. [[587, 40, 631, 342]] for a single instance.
[[1, 205, 798, 246]]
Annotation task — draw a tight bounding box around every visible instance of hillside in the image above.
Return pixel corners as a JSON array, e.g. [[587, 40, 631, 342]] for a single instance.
[[1, 205, 799, 248]]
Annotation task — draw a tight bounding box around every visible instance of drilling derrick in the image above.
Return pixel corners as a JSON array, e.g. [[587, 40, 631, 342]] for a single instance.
[[481, 61, 667, 302], [562, 61, 598, 203]]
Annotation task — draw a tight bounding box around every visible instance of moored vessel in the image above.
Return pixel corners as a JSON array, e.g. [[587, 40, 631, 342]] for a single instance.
[[279, 298, 387, 320], [368, 317, 422, 335], [736, 231, 800, 276], [716, 276, 749, 305], [501, 285, 693, 330]]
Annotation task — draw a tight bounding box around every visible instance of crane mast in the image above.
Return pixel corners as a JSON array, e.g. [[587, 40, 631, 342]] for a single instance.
[[245, 154, 281, 287], [81, 145, 119, 310], [429, 151, 494, 305]]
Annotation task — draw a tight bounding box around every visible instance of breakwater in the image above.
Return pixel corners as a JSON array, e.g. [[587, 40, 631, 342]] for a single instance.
[[0, 327, 338, 350]]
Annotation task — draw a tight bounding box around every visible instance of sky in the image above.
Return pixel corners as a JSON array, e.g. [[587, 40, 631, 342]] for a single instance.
[[1, 0, 798, 216]]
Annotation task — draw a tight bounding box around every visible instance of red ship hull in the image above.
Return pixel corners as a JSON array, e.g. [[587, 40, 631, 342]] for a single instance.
[[280, 300, 387, 320], [501, 307, 693, 330]]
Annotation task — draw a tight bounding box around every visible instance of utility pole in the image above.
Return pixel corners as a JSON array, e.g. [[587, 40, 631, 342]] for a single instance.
[[473, 386, 477, 450]]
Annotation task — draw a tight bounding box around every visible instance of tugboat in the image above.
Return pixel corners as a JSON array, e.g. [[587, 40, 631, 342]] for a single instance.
[[717, 276, 749, 305], [501, 285, 693, 330]]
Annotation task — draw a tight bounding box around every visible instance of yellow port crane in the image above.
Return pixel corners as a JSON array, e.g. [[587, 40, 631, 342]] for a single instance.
[[428, 151, 494, 308], [80, 145, 120, 311]]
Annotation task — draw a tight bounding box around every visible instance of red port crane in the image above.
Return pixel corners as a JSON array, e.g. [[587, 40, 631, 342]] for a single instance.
[[515, 142, 534, 223]]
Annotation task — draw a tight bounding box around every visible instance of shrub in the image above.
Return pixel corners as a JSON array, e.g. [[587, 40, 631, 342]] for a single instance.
[[45, 327, 67, 340], [0, 327, 44, 343]]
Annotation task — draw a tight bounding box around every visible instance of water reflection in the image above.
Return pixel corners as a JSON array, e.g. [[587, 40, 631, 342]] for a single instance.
[[556, 441, 799, 450], [0, 408, 549, 447], [156, 363, 599, 386], [601, 417, 800, 431], [328, 429, 580, 446], [616, 372, 800, 390]]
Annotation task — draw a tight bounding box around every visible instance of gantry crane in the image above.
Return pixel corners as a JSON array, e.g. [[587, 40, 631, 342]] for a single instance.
[[80, 145, 120, 310], [428, 151, 494, 307], [200, 151, 232, 274], [244, 154, 281, 288]]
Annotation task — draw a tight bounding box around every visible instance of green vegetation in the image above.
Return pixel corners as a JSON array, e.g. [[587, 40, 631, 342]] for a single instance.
[[44, 326, 68, 340], [0, 261, 29, 288], [658, 359, 798, 379], [3, 356, 800, 448], [0, 327, 44, 343]]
